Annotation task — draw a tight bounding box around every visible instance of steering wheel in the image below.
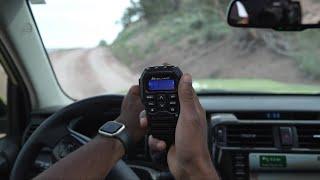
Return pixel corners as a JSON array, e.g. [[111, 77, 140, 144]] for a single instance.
[[10, 95, 139, 180]]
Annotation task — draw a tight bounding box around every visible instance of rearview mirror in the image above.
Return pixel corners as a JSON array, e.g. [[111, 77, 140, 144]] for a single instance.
[[227, 0, 320, 31]]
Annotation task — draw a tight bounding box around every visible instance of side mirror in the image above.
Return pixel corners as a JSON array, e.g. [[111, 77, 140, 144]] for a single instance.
[[227, 0, 320, 31]]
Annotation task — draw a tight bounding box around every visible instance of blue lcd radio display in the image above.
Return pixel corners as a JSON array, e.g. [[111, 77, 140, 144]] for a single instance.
[[148, 79, 175, 91]]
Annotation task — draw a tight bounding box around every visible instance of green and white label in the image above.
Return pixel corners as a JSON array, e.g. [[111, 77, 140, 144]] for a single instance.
[[260, 155, 287, 168]]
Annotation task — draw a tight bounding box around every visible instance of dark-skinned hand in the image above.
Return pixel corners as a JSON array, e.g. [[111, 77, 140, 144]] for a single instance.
[[115, 85, 148, 143], [141, 74, 220, 179]]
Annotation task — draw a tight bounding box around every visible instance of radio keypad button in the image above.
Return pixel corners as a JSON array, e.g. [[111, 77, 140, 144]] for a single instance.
[[149, 108, 157, 113], [146, 95, 155, 100], [157, 95, 167, 109], [169, 101, 177, 105], [157, 95, 166, 102], [169, 94, 176, 99], [158, 102, 166, 109], [169, 107, 176, 113], [147, 101, 155, 106], [235, 171, 245, 176]]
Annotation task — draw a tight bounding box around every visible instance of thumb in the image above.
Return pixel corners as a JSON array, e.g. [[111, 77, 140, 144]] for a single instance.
[[167, 146, 178, 175], [178, 74, 196, 112]]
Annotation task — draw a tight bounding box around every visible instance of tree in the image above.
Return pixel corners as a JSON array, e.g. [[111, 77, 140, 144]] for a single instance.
[[98, 40, 108, 47], [140, 0, 180, 23], [121, 0, 181, 26], [121, 0, 142, 27]]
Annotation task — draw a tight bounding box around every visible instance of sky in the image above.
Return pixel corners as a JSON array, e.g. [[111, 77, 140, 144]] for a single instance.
[[30, 0, 131, 49]]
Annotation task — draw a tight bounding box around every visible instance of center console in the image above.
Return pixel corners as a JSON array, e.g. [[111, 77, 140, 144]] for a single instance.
[[211, 113, 320, 180]]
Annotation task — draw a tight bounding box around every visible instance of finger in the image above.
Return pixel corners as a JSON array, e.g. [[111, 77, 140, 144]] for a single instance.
[[139, 110, 148, 128], [122, 85, 140, 107], [139, 110, 146, 119], [140, 117, 148, 129], [191, 88, 202, 113], [192, 89, 206, 119], [148, 135, 167, 152], [124, 85, 144, 111], [167, 146, 178, 174], [148, 136, 168, 166], [167, 145, 176, 162], [178, 74, 197, 113], [128, 85, 140, 97]]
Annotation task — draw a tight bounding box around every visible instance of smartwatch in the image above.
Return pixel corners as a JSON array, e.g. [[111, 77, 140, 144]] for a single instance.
[[98, 121, 133, 154]]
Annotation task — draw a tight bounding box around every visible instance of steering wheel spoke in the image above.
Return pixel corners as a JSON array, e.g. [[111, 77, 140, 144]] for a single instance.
[[69, 128, 91, 145], [51, 132, 86, 161]]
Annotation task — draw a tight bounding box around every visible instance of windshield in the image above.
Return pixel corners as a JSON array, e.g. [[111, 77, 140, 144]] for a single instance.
[[30, 0, 320, 100]]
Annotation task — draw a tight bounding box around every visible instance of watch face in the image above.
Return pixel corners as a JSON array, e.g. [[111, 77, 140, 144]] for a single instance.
[[100, 121, 123, 134]]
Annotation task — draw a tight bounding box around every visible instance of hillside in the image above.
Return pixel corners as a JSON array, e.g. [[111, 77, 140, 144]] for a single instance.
[[110, 2, 320, 85]]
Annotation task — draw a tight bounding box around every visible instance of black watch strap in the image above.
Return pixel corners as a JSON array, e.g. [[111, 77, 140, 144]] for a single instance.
[[116, 127, 134, 154], [98, 121, 134, 154]]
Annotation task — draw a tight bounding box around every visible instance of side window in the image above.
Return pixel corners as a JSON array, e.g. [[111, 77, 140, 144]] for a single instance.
[[0, 64, 7, 139]]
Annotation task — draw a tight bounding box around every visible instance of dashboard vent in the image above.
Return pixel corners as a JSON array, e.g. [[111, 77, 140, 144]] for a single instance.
[[297, 125, 320, 149], [226, 125, 274, 148], [233, 111, 319, 120]]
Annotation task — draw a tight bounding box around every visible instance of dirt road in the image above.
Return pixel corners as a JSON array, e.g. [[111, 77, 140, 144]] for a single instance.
[[301, 0, 320, 24], [49, 48, 138, 99]]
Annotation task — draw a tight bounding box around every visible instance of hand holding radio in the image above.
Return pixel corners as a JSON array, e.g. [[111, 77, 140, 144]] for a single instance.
[[140, 65, 182, 146], [140, 70, 218, 179], [115, 85, 148, 143], [166, 74, 216, 179]]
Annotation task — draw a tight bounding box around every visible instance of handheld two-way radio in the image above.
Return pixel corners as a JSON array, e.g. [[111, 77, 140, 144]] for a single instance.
[[140, 65, 182, 145]]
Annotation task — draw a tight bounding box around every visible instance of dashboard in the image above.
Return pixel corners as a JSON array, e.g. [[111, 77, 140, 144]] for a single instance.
[[23, 95, 320, 180]]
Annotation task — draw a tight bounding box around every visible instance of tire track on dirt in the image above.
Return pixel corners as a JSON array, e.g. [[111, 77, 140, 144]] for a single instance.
[[86, 48, 139, 93], [50, 48, 138, 99]]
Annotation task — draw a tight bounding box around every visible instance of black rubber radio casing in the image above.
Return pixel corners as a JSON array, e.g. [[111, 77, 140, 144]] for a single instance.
[[139, 65, 182, 145]]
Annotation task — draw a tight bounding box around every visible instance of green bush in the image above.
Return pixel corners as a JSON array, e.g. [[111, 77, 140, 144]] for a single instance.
[[121, 0, 181, 26], [98, 40, 108, 47], [287, 29, 320, 79], [141, 0, 178, 22]]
